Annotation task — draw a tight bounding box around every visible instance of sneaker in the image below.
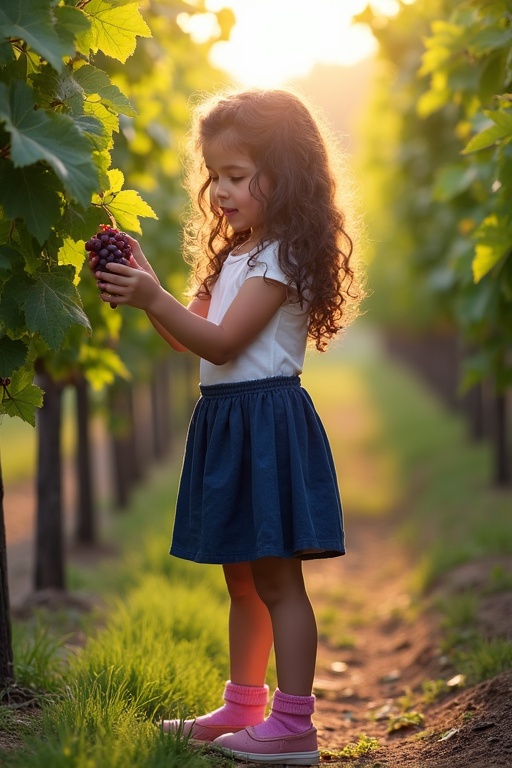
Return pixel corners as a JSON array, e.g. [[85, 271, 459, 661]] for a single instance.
[[162, 718, 246, 742], [212, 726, 320, 765]]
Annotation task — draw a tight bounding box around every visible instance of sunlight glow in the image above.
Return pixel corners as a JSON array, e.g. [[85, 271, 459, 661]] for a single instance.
[[203, 0, 399, 87]]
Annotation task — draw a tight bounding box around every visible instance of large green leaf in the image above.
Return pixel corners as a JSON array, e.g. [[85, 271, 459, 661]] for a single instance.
[[0, 367, 43, 426], [78, 0, 151, 63], [0, 81, 99, 206], [0, 160, 61, 243], [93, 168, 157, 232], [74, 64, 136, 116], [0, 0, 73, 73], [21, 268, 92, 349], [0, 336, 28, 377], [469, 26, 512, 57]]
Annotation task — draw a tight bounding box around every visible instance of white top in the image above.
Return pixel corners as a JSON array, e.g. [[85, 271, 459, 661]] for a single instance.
[[200, 241, 310, 385]]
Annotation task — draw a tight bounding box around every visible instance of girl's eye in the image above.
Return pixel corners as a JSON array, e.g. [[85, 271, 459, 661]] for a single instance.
[[230, 177, 243, 183]]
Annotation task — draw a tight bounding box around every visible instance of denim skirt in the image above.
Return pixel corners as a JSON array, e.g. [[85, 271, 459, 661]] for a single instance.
[[169, 376, 345, 564]]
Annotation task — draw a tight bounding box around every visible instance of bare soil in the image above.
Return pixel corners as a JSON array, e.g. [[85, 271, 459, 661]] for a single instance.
[[306, 515, 512, 768], [2, 454, 512, 767]]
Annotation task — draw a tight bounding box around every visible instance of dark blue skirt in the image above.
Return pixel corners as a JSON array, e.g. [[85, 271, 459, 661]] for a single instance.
[[170, 376, 345, 564]]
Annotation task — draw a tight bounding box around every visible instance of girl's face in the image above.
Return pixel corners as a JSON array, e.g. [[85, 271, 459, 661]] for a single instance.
[[203, 134, 268, 238]]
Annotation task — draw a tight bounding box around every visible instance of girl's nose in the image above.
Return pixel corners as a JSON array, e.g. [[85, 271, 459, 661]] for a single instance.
[[215, 181, 229, 199]]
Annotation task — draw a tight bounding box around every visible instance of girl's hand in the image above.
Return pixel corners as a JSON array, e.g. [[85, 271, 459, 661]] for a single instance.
[[121, 234, 160, 284], [95, 260, 161, 310]]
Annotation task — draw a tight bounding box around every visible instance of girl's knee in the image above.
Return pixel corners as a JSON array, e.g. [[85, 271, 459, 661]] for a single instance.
[[250, 559, 306, 607], [223, 562, 258, 600]]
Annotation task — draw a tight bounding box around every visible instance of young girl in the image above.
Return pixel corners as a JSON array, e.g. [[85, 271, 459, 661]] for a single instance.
[[93, 87, 362, 765]]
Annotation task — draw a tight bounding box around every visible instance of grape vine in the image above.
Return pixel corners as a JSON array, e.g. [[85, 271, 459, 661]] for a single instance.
[[0, 0, 155, 425]]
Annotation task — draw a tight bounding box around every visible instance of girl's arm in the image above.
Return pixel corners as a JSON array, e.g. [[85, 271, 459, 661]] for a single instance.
[[89, 236, 210, 352], [147, 295, 211, 352], [95, 261, 287, 365]]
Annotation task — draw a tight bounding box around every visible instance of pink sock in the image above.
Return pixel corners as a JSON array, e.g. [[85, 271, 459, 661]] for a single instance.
[[195, 681, 268, 727], [251, 688, 315, 737]]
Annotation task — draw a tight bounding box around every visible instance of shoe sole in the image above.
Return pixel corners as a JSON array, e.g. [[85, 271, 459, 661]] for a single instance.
[[220, 746, 320, 765]]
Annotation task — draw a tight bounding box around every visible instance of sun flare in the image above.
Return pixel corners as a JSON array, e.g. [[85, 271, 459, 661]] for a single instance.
[[193, 0, 401, 87]]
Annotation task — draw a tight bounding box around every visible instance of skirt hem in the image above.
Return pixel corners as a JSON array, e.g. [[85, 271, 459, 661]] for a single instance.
[[169, 544, 346, 564]]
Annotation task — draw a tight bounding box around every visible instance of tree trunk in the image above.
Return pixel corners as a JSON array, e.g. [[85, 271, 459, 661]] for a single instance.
[[150, 361, 172, 461], [493, 389, 511, 487], [75, 377, 96, 544], [34, 372, 65, 590], [109, 382, 138, 509], [463, 382, 486, 441], [0, 445, 14, 688]]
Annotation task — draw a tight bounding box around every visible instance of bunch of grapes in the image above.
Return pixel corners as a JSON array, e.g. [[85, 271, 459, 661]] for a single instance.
[[85, 225, 132, 267], [85, 225, 132, 307]]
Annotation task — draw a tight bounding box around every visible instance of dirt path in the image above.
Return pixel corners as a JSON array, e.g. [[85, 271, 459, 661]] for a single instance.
[[4, 348, 512, 767]]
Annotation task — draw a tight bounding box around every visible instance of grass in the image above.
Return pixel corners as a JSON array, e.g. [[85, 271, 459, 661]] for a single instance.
[[2, 326, 512, 764]]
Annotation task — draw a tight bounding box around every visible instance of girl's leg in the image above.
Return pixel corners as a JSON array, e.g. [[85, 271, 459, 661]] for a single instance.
[[224, 561, 274, 686], [163, 562, 272, 739], [213, 558, 319, 759], [250, 557, 317, 696]]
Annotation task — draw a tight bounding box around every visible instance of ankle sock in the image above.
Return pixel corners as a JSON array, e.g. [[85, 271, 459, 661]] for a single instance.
[[194, 681, 268, 727], [251, 688, 315, 738]]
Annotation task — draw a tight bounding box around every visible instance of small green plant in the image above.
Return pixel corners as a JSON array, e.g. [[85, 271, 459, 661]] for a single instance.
[[438, 592, 478, 630], [455, 638, 512, 684], [397, 687, 415, 712], [486, 564, 512, 593], [322, 734, 380, 759], [388, 711, 425, 733], [421, 678, 449, 704]]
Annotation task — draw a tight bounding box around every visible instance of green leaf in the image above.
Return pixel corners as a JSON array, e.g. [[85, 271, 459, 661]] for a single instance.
[[0, 0, 72, 73], [58, 238, 86, 282], [104, 189, 158, 233], [0, 40, 15, 67], [0, 367, 43, 425], [472, 214, 512, 282], [463, 122, 511, 153], [0, 337, 28, 377], [79, 0, 151, 64], [74, 64, 136, 116], [0, 81, 99, 206], [21, 268, 92, 349], [0, 159, 62, 243], [469, 26, 512, 57], [472, 244, 507, 282], [433, 163, 479, 201], [60, 203, 105, 242], [54, 5, 91, 44]]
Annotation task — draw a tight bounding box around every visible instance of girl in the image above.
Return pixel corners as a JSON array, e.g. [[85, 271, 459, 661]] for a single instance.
[[93, 88, 363, 765]]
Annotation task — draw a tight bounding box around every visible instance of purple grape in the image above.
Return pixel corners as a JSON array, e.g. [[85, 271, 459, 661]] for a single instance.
[[86, 225, 133, 309]]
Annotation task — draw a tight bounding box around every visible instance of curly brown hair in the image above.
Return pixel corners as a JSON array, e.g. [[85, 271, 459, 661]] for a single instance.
[[182, 88, 363, 350]]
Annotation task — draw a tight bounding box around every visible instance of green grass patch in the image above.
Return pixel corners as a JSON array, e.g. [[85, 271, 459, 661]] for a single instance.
[[455, 638, 512, 684]]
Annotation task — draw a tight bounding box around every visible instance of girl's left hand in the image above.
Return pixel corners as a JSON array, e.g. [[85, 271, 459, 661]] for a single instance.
[[95, 260, 160, 310]]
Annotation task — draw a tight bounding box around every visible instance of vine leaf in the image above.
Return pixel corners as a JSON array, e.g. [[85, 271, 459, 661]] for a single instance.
[[0, 81, 99, 207], [0, 160, 61, 244], [0, 0, 73, 73], [74, 64, 136, 116], [78, 0, 151, 63], [21, 269, 92, 349], [0, 337, 28, 378], [93, 169, 157, 233], [0, 368, 43, 426]]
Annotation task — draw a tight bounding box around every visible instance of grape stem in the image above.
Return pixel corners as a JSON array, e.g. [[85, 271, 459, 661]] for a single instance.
[[100, 204, 117, 230]]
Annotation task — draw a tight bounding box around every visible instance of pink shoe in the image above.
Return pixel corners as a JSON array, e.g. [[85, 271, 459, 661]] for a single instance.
[[213, 726, 320, 765], [161, 719, 246, 741]]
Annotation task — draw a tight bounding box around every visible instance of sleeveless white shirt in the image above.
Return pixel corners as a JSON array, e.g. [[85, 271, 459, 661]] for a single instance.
[[199, 241, 309, 385]]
